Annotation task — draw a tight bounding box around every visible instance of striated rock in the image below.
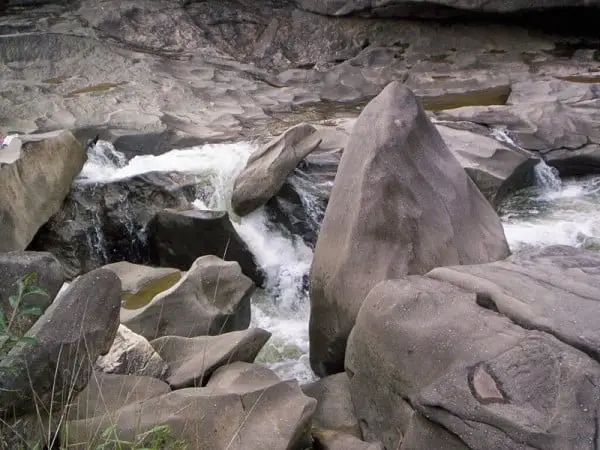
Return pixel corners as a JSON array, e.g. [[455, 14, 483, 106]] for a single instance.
[[64, 362, 316, 450], [121, 255, 255, 341], [309, 81, 510, 376], [0, 268, 121, 418], [151, 328, 271, 389], [0, 131, 86, 252], [95, 324, 169, 380], [346, 245, 600, 450], [232, 123, 322, 216], [147, 209, 263, 286]]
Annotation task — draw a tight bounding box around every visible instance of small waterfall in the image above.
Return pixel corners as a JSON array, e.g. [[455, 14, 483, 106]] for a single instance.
[[72, 140, 319, 382], [534, 159, 562, 192]]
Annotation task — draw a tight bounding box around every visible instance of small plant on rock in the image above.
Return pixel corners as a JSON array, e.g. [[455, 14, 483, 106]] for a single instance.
[[0, 272, 47, 356], [96, 424, 188, 450]]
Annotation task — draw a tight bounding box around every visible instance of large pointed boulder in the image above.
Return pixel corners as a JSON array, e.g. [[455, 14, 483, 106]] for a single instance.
[[309, 81, 510, 376]]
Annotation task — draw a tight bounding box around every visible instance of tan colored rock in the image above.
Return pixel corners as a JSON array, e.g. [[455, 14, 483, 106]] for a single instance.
[[0, 131, 86, 252], [232, 123, 322, 216], [63, 362, 316, 450]]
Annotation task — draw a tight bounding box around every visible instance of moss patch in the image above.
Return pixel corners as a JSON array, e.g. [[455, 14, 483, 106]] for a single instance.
[[420, 85, 511, 111], [121, 272, 182, 310], [65, 82, 127, 97], [42, 76, 69, 84]]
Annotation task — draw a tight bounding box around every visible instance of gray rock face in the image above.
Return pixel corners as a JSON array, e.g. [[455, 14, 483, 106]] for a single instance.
[[436, 123, 539, 206], [67, 372, 171, 422], [0, 131, 86, 252], [95, 324, 169, 380], [30, 171, 199, 278], [121, 255, 255, 341], [0, 251, 66, 335], [64, 362, 317, 450], [296, 0, 600, 17], [232, 123, 322, 216], [302, 372, 361, 438], [309, 82, 510, 376], [151, 328, 272, 389], [147, 209, 263, 286], [0, 268, 121, 418], [346, 245, 600, 450]]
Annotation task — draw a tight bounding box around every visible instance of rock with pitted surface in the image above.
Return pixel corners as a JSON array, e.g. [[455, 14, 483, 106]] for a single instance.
[[0, 131, 86, 253], [309, 81, 510, 377], [121, 255, 255, 341], [95, 324, 169, 380], [346, 245, 600, 450]]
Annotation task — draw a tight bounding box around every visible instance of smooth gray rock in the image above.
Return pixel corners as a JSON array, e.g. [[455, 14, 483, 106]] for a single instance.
[[232, 123, 322, 216], [150, 328, 272, 389], [0, 268, 121, 418], [346, 245, 600, 450], [309, 81, 510, 376]]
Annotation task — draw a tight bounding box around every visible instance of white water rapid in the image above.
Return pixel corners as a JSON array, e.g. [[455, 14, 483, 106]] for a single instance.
[[79, 140, 318, 383], [500, 163, 600, 252]]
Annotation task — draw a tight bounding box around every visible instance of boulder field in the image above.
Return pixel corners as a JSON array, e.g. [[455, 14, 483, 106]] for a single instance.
[[2, 0, 600, 449]]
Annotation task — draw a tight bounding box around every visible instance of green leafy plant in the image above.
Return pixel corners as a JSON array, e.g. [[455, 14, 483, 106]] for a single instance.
[[95, 424, 187, 450], [0, 272, 47, 355]]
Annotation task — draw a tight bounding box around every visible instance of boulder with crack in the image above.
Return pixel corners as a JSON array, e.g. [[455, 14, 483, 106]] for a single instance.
[[121, 255, 255, 341], [30, 171, 200, 278], [346, 245, 600, 450], [309, 81, 510, 377]]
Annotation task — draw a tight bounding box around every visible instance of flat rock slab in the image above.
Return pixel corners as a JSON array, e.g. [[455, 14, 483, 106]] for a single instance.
[[346, 245, 600, 450]]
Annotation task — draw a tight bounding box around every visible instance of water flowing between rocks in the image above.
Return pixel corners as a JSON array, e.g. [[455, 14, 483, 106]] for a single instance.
[[76, 139, 600, 384]]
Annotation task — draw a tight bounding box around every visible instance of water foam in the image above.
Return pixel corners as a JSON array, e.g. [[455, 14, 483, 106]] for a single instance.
[[500, 175, 600, 252], [80, 140, 318, 382]]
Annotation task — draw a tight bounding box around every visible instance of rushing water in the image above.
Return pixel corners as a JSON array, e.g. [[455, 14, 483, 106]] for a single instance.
[[500, 162, 600, 252], [78, 140, 319, 383], [77, 136, 600, 384]]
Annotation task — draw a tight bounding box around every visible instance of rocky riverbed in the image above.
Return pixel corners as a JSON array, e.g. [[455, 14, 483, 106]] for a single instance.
[[3, 1, 600, 450]]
